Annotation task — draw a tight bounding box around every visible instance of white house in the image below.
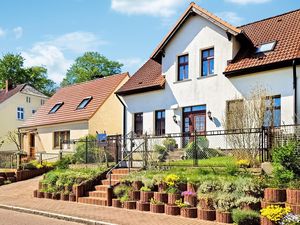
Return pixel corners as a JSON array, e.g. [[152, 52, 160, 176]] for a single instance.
[[116, 3, 300, 148]]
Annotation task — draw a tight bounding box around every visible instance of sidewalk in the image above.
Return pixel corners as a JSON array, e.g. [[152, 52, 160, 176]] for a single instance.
[[0, 177, 220, 225]]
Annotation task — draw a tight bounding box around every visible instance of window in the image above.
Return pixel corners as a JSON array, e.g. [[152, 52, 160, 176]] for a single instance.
[[256, 41, 276, 53], [201, 48, 214, 77], [49, 102, 63, 114], [17, 107, 24, 120], [26, 96, 31, 103], [41, 99, 45, 105], [226, 100, 244, 129], [32, 109, 36, 114], [77, 96, 92, 110], [264, 95, 281, 127], [134, 113, 143, 136], [178, 54, 189, 81], [155, 110, 165, 136], [53, 131, 70, 148]]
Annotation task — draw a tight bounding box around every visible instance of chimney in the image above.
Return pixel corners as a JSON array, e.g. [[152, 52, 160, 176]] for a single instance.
[[5, 80, 13, 93]]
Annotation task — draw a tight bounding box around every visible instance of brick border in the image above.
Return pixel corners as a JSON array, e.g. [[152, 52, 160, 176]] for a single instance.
[[0, 204, 117, 225]]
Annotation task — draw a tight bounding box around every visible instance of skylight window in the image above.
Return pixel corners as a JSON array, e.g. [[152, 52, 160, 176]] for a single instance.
[[255, 41, 276, 53], [49, 102, 63, 114], [77, 96, 92, 110]]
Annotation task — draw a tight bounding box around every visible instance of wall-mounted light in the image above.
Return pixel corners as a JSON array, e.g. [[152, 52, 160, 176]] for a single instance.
[[207, 110, 213, 121], [173, 115, 178, 124]]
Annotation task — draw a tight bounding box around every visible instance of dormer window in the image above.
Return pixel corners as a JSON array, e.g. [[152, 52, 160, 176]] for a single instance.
[[256, 41, 276, 53], [77, 96, 93, 110], [49, 102, 63, 114]]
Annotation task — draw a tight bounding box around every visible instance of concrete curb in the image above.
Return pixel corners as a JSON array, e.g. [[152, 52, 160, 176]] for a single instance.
[[0, 204, 117, 225]]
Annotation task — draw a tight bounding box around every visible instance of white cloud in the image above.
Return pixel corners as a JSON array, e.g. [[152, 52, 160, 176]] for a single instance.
[[0, 27, 6, 37], [13, 26, 23, 39], [111, 0, 185, 18], [215, 11, 243, 26], [225, 0, 271, 4], [21, 31, 105, 83], [117, 57, 144, 74]]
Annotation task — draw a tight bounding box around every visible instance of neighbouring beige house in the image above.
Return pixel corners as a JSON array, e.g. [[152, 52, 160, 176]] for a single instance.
[[19, 73, 129, 157], [0, 81, 49, 152]]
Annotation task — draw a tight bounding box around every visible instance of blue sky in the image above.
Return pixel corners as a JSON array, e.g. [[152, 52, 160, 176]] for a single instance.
[[0, 0, 298, 84]]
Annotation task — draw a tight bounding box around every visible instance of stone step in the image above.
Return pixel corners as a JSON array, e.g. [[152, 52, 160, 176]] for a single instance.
[[112, 168, 130, 175], [110, 173, 128, 180], [95, 185, 110, 191], [101, 179, 119, 186], [89, 191, 107, 198], [78, 197, 107, 206]]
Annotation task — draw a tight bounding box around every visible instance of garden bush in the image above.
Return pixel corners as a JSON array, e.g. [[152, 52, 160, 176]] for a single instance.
[[162, 138, 177, 151], [232, 209, 260, 225]]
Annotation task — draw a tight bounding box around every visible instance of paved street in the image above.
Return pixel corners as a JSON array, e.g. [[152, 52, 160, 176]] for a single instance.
[[0, 208, 82, 225], [0, 177, 220, 225]]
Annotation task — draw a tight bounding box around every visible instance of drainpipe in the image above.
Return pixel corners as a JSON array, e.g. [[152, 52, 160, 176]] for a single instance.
[[116, 94, 127, 143], [293, 59, 298, 124]]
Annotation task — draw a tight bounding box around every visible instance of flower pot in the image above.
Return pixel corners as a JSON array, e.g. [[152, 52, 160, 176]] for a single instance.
[[140, 191, 154, 202], [286, 189, 300, 205], [180, 207, 197, 218], [112, 199, 122, 208], [132, 181, 143, 191], [33, 190, 38, 198], [198, 209, 216, 221], [154, 192, 168, 203], [168, 193, 181, 205], [136, 201, 150, 211], [198, 198, 214, 210], [285, 203, 300, 214], [183, 195, 197, 207], [129, 190, 140, 201], [52, 193, 60, 200], [241, 202, 261, 211], [216, 211, 233, 224], [45, 192, 52, 199], [69, 193, 76, 202], [124, 201, 136, 210], [264, 188, 286, 203], [187, 183, 197, 192], [261, 201, 285, 208], [37, 191, 44, 198], [150, 203, 165, 213], [260, 216, 276, 225], [165, 204, 180, 216], [60, 194, 69, 201], [177, 183, 187, 192]]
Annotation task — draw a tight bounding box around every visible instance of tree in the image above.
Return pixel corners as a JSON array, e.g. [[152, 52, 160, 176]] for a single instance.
[[5, 130, 21, 152], [0, 53, 56, 96], [60, 52, 123, 87]]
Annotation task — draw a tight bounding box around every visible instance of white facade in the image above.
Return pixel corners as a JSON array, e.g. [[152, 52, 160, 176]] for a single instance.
[[121, 14, 299, 141]]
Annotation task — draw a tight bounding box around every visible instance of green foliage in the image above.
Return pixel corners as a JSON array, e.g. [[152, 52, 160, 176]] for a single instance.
[[175, 199, 190, 208], [23, 160, 55, 170], [236, 196, 261, 208], [232, 209, 260, 225], [113, 184, 132, 200], [0, 53, 56, 96], [154, 144, 168, 162], [60, 52, 123, 87], [140, 186, 151, 192], [162, 138, 177, 150], [214, 192, 237, 212], [150, 198, 163, 205], [55, 155, 75, 169], [224, 163, 239, 176]]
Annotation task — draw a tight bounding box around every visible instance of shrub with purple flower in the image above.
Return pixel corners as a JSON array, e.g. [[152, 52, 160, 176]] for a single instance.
[[279, 213, 300, 225], [181, 191, 196, 197]]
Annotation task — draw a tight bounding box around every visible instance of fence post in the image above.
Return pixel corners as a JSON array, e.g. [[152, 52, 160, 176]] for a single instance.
[[85, 136, 88, 164], [193, 130, 198, 167], [39, 152, 43, 164], [129, 135, 133, 171], [59, 140, 63, 160], [144, 133, 148, 169]]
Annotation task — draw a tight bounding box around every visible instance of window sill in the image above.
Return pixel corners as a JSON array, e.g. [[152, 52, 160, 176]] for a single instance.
[[197, 74, 218, 80], [173, 79, 192, 84]]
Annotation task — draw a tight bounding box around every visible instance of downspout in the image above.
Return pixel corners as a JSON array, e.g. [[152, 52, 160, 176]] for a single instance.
[[293, 59, 298, 124], [116, 94, 126, 143]]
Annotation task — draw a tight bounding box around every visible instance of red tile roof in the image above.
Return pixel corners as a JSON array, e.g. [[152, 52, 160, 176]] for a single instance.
[[116, 59, 165, 96], [225, 9, 300, 75], [0, 84, 26, 104], [21, 73, 128, 128]]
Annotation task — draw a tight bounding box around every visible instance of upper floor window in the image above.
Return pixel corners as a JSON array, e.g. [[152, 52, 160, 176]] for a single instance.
[[41, 99, 45, 105], [26, 96, 31, 103], [178, 54, 189, 81], [134, 113, 143, 136], [201, 48, 214, 77], [77, 96, 92, 110], [256, 41, 276, 54], [155, 110, 165, 136], [17, 107, 24, 120], [49, 102, 63, 114], [264, 95, 281, 127]]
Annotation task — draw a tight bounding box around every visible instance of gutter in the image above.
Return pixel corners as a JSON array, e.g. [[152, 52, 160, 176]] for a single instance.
[[293, 59, 298, 124]]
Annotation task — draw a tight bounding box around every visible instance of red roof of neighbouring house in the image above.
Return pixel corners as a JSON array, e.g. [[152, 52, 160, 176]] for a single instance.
[[21, 73, 129, 128], [116, 59, 165, 96], [224, 9, 300, 76]]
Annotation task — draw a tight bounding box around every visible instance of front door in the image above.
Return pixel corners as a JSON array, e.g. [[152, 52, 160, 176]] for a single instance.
[[29, 133, 35, 158]]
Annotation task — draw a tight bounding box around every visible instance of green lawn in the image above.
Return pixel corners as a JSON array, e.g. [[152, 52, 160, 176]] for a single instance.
[[161, 156, 236, 167]]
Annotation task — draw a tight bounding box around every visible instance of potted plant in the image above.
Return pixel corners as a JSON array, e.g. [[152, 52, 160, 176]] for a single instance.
[[260, 205, 291, 225], [236, 196, 261, 211], [150, 198, 165, 213], [113, 184, 132, 208], [214, 193, 236, 223], [140, 186, 154, 202], [286, 180, 300, 205], [60, 190, 70, 201], [176, 199, 197, 218], [152, 174, 167, 193], [167, 187, 181, 205], [182, 191, 197, 207], [197, 193, 216, 221]]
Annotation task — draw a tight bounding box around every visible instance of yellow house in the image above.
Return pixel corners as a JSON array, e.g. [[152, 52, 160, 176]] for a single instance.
[[0, 82, 49, 152], [20, 73, 129, 157]]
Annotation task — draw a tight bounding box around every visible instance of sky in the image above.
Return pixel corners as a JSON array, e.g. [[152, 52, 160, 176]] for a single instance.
[[0, 0, 298, 84]]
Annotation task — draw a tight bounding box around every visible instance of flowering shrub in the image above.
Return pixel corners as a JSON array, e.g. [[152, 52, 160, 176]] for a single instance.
[[261, 205, 291, 222], [279, 213, 300, 225], [236, 159, 250, 168], [164, 174, 180, 187], [175, 199, 190, 208], [181, 191, 196, 197]]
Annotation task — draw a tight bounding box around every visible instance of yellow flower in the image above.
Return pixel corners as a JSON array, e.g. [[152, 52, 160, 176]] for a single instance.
[[164, 174, 180, 187], [261, 205, 291, 222]]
